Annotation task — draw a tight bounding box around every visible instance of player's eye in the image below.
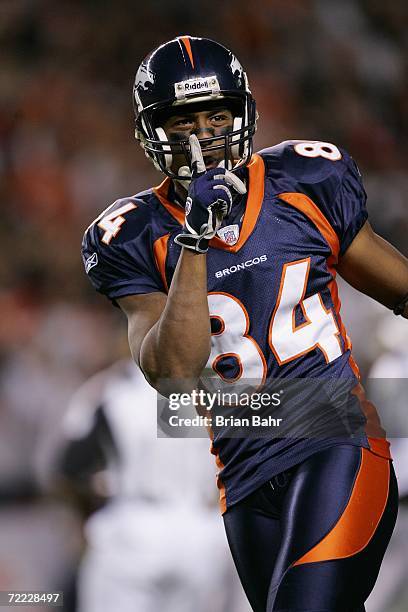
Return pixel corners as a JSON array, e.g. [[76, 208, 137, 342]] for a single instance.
[[210, 113, 229, 123], [172, 117, 194, 128]]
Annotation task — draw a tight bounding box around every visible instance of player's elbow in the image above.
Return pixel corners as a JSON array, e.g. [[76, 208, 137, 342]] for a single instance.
[[139, 342, 209, 396], [133, 321, 211, 394], [140, 356, 206, 396]]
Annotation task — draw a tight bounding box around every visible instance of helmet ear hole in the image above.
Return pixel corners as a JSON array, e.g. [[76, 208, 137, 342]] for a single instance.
[[155, 127, 173, 169]]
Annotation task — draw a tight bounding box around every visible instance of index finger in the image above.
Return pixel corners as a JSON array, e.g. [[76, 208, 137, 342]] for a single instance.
[[189, 134, 206, 177]]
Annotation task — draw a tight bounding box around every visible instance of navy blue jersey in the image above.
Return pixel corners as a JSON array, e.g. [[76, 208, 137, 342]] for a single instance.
[[82, 140, 390, 512]]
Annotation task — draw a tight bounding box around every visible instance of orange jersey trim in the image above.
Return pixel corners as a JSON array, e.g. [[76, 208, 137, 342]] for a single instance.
[[278, 192, 340, 264], [180, 36, 195, 69], [293, 448, 390, 566], [153, 233, 170, 292], [209, 154, 265, 252], [368, 436, 392, 460], [153, 154, 265, 253], [351, 383, 389, 444], [153, 179, 185, 225]]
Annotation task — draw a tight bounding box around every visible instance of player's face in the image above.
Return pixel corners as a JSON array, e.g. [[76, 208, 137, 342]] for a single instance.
[[162, 106, 234, 172]]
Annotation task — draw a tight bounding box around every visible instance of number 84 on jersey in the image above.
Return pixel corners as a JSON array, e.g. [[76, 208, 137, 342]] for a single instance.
[[205, 257, 342, 391]]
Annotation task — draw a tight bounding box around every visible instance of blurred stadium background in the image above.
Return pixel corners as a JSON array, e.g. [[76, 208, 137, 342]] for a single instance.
[[1, 1, 407, 611]]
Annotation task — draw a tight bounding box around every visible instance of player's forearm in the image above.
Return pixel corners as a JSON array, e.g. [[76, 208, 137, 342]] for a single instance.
[[140, 249, 211, 392], [357, 234, 408, 310]]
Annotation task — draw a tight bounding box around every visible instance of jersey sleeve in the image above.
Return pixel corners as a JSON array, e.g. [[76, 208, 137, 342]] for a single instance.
[[333, 157, 368, 256], [261, 141, 369, 257], [82, 199, 166, 303]]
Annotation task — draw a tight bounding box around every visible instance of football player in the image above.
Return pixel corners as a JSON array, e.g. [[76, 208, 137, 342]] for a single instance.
[[82, 36, 408, 611]]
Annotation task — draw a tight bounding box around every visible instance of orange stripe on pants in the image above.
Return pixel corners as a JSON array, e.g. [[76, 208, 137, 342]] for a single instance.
[[294, 448, 390, 565]]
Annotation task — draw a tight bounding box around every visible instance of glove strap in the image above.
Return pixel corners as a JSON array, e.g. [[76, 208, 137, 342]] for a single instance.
[[174, 233, 209, 254]]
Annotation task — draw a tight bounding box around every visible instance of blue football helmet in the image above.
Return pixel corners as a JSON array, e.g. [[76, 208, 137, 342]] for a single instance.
[[133, 35, 257, 179]]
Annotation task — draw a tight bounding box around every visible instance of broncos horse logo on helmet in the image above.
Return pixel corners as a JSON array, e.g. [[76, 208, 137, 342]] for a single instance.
[[133, 35, 257, 180], [134, 65, 155, 101]]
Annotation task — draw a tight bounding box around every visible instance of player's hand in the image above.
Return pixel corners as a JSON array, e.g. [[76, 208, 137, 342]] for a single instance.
[[174, 135, 246, 254]]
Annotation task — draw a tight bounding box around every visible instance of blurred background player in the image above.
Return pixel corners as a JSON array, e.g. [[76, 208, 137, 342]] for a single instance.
[[52, 359, 249, 612]]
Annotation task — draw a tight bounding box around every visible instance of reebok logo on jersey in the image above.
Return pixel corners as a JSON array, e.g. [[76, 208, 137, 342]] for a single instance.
[[215, 255, 267, 278], [85, 252, 98, 274]]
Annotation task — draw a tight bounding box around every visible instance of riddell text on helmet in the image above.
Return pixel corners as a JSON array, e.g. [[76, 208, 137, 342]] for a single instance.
[[175, 76, 220, 98]]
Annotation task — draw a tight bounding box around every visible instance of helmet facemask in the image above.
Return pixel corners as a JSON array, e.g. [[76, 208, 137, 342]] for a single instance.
[[135, 93, 256, 181]]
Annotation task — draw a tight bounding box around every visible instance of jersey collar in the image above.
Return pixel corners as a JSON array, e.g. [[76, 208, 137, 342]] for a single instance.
[[153, 154, 265, 253]]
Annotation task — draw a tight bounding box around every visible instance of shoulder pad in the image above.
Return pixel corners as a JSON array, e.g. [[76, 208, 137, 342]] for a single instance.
[[258, 140, 353, 196], [258, 140, 367, 257]]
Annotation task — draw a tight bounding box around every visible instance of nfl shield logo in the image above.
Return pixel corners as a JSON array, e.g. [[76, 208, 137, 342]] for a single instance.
[[224, 230, 236, 244], [217, 224, 240, 245]]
